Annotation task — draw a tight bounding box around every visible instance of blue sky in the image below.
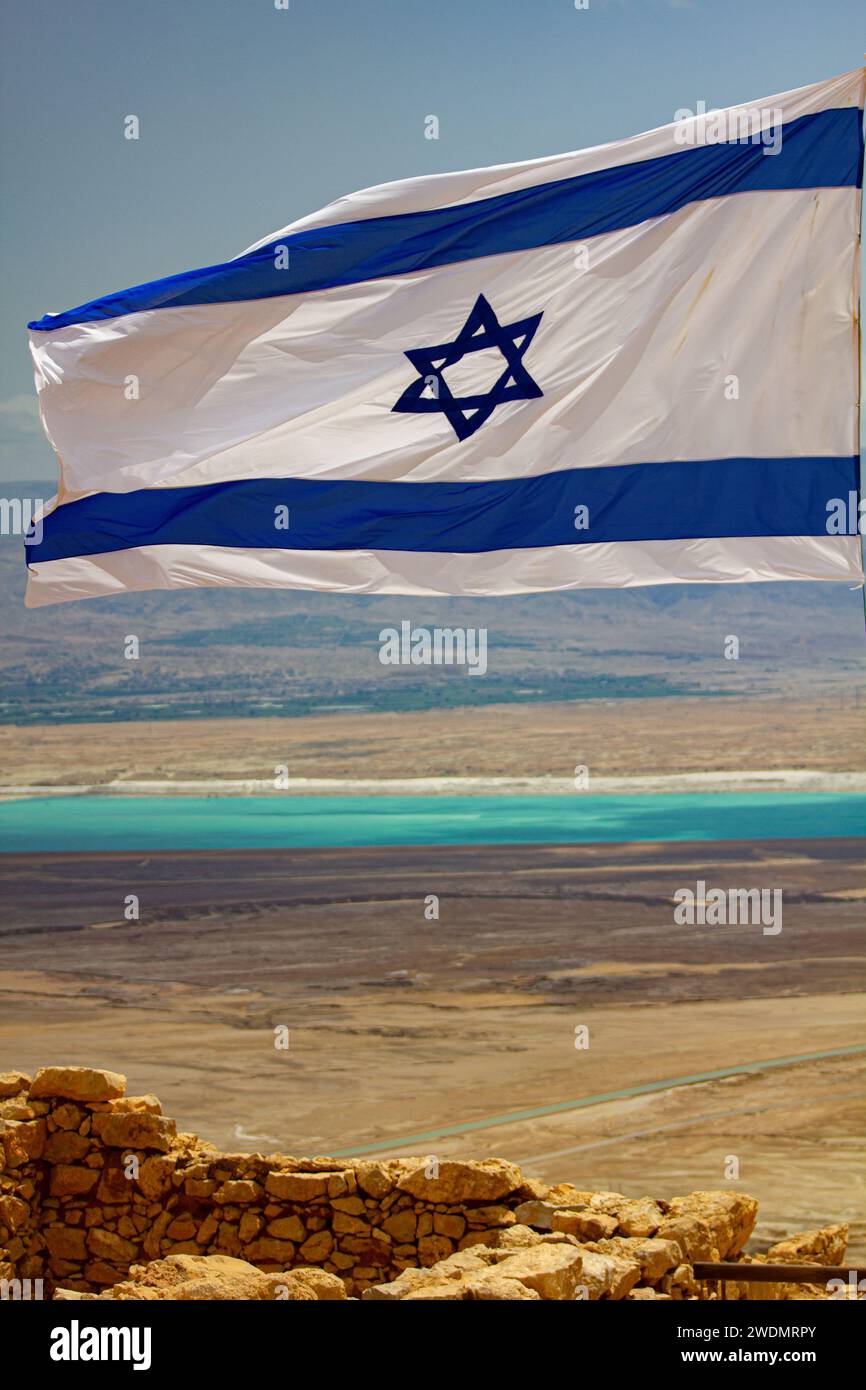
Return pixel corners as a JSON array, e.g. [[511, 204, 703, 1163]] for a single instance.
[[1, 0, 863, 480]]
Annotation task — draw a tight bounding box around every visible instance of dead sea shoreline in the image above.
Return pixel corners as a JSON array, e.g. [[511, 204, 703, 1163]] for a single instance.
[[3, 769, 866, 799]]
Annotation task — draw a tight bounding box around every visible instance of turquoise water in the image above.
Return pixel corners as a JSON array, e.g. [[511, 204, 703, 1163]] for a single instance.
[[0, 792, 863, 853]]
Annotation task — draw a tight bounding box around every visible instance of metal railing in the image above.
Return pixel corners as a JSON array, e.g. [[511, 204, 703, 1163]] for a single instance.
[[693, 1261, 866, 1299]]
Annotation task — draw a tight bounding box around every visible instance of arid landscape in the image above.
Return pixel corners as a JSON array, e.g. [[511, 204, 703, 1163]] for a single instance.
[[1, 692, 864, 788], [3, 516, 866, 729], [3, 0, 866, 1333], [1, 585, 864, 1279], [6, 1063, 846, 1302], [2, 827, 863, 1260]]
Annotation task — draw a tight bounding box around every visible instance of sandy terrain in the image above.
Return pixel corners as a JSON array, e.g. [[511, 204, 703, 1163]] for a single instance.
[[1, 834, 863, 1257], [1, 694, 865, 788]]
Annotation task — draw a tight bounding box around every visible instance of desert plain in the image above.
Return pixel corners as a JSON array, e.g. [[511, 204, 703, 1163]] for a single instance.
[[1, 693, 863, 1263]]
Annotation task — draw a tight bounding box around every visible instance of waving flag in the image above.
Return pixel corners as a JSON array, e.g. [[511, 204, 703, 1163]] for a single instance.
[[25, 69, 864, 606]]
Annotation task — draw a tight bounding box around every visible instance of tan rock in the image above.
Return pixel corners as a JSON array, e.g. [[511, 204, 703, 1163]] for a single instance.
[[354, 1156, 397, 1200], [166, 1216, 197, 1242], [767, 1224, 849, 1267], [333, 1211, 370, 1236], [363, 1252, 491, 1300], [464, 1275, 542, 1300], [466, 1204, 515, 1228], [244, 1236, 297, 1263], [142, 1211, 173, 1260], [325, 1171, 356, 1198], [655, 1214, 715, 1262], [433, 1212, 466, 1239], [667, 1262, 700, 1299], [51, 1102, 87, 1131], [513, 1177, 550, 1202], [330, 1195, 365, 1216], [136, 1155, 175, 1200], [610, 1198, 664, 1238], [43, 1130, 91, 1164], [367, 1233, 585, 1300], [75, 1253, 335, 1300], [383, 1209, 417, 1242], [491, 1242, 585, 1300], [44, 1226, 88, 1262], [552, 1210, 618, 1240], [97, 1113, 176, 1152], [1, 1118, 46, 1167], [164, 1241, 201, 1256], [398, 1158, 521, 1204], [513, 1199, 561, 1229], [280, 1267, 347, 1300], [337, 1234, 390, 1264], [397, 1281, 474, 1301], [85, 1261, 127, 1286], [585, 1194, 663, 1237], [233, 1212, 259, 1244], [0, 1098, 35, 1121], [265, 1216, 305, 1242], [107, 1095, 161, 1115], [418, 1234, 454, 1266], [0, 1072, 30, 1098], [576, 1249, 642, 1300], [87, 1228, 139, 1263], [588, 1236, 682, 1282], [782, 1283, 840, 1302], [49, 1164, 99, 1197], [184, 1178, 217, 1199], [212, 1179, 262, 1204], [400, 1264, 545, 1300], [491, 1224, 576, 1250], [216, 1222, 242, 1258], [95, 1164, 134, 1205], [196, 1214, 219, 1245], [29, 1067, 125, 1103], [0, 1194, 29, 1232], [299, 1230, 334, 1263], [735, 1257, 784, 1301], [546, 1184, 597, 1205], [265, 1171, 328, 1202], [667, 1191, 758, 1258]]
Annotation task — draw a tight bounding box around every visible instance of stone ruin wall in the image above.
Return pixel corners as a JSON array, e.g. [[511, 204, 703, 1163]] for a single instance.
[[0, 1067, 849, 1301]]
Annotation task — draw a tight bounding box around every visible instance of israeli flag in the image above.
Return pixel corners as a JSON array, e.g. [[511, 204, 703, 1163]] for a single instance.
[[26, 69, 865, 607]]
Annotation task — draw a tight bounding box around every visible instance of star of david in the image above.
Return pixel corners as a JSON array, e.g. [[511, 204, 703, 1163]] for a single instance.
[[391, 293, 544, 441]]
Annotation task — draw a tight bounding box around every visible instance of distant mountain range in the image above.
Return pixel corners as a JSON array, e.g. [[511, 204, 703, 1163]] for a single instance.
[[2, 479, 864, 725]]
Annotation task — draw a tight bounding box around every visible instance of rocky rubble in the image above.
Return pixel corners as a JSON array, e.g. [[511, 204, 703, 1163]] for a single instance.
[[54, 1252, 347, 1301], [0, 1066, 852, 1301]]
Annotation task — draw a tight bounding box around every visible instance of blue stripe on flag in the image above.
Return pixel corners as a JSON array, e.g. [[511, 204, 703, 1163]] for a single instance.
[[27, 456, 860, 563], [28, 107, 863, 331]]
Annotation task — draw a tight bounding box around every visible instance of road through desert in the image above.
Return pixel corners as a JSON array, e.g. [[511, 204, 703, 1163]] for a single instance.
[[2, 832, 863, 1258]]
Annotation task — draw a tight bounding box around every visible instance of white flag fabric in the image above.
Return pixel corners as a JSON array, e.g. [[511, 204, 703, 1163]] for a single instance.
[[25, 68, 865, 606]]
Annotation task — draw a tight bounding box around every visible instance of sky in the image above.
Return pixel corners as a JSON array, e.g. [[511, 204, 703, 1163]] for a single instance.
[[1, 0, 864, 481]]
